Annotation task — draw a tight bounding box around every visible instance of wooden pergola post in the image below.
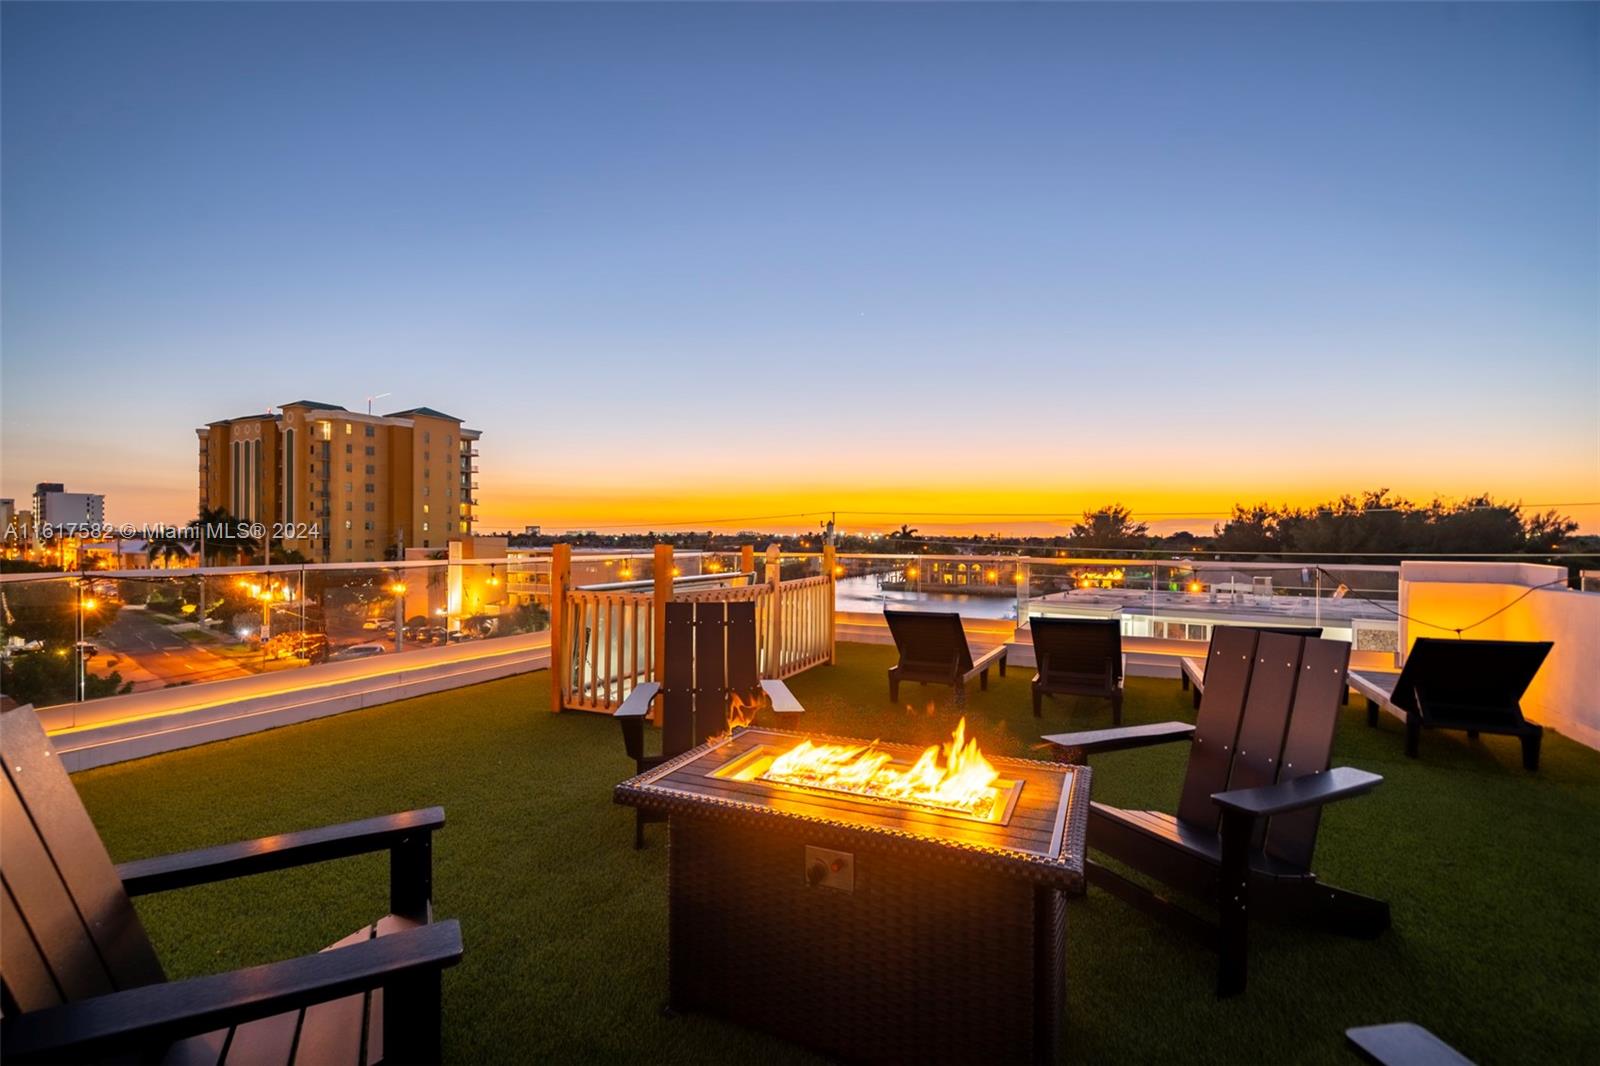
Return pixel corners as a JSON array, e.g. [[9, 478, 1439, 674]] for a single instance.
[[651, 544, 675, 725], [740, 544, 755, 585], [765, 544, 782, 676], [549, 543, 571, 712], [822, 543, 838, 665]]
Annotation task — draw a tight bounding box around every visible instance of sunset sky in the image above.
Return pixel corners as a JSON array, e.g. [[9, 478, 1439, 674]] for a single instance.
[[3, 3, 1595, 535]]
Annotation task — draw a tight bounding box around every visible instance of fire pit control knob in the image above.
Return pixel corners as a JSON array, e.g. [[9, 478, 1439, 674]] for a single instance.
[[804, 845, 855, 892]]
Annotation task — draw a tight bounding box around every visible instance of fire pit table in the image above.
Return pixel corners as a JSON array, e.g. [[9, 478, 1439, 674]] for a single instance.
[[615, 722, 1091, 1064]]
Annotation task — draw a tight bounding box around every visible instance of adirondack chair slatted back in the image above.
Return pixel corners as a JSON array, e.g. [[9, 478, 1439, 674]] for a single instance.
[[1, 706, 165, 1017], [1175, 629, 1353, 865], [885, 611, 974, 676], [1391, 639, 1551, 721], [1032, 618, 1121, 685], [660, 600, 761, 760], [1266, 637, 1353, 869], [1177, 626, 1259, 831]]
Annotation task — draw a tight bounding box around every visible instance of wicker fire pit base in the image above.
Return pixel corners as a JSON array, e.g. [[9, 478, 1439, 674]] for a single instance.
[[617, 727, 1091, 1064]]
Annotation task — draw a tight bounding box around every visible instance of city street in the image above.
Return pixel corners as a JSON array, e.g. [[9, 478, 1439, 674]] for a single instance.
[[92, 606, 253, 691]]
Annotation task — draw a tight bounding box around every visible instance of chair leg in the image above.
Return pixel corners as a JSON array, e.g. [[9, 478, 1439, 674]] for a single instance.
[[998, 655, 1007, 678], [1366, 697, 1379, 728], [1111, 690, 1123, 727], [1180, 673, 1189, 692], [1032, 686, 1041, 718], [1521, 728, 1543, 772], [1405, 711, 1421, 758], [954, 681, 967, 706], [1192, 685, 1202, 710], [979, 668, 990, 691], [888, 674, 900, 703], [383, 965, 444, 1065], [1217, 809, 1253, 997]]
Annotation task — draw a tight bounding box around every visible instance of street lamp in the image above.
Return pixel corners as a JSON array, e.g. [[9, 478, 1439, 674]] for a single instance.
[[76, 585, 99, 702]]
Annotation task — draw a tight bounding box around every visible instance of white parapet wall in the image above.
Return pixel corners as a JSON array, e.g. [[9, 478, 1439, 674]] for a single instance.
[[1399, 561, 1599, 751], [43, 632, 551, 771]]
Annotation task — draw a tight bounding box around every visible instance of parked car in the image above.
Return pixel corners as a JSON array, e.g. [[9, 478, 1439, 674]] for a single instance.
[[331, 642, 388, 661]]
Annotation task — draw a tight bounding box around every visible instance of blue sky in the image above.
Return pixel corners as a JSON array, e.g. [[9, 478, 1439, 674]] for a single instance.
[[3, 2, 1596, 532]]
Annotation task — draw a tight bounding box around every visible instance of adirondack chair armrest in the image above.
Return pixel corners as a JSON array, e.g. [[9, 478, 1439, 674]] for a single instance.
[[0, 920, 463, 1062], [761, 679, 804, 714], [116, 806, 446, 903], [1211, 766, 1383, 817], [614, 681, 663, 763], [1041, 722, 1195, 764]]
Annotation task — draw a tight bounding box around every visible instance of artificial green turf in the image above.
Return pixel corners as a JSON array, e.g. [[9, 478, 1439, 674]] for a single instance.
[[73, 644, 1599, 1064]]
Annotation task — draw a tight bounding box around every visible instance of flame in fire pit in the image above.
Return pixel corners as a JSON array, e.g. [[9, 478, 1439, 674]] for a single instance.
[[758, 718, 1002, 820]]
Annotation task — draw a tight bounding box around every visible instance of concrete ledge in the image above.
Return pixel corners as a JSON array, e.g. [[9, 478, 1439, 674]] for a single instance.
[[48, 633, 551, 771]]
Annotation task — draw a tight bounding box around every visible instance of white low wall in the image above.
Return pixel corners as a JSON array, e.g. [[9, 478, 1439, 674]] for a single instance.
[[1400, 562, 1598, 750], [46, 633, 551, 771]]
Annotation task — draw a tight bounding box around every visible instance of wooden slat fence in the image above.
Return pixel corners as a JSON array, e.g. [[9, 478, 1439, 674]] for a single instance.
[[557, 546, 836, 711]]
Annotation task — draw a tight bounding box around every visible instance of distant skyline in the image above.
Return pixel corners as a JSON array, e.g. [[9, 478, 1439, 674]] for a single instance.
[[3, 3, 1596, 535]]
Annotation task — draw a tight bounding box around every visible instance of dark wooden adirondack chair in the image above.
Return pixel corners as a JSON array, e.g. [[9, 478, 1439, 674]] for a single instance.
[[0, 704, 462, 1064], [1029, 616, 1124, 724], [1180, 625, 1323, 708], [1044, 627, 1387, 996], [1357, 638, 1551, 770], [615, 600, 803, 848], [884, 609, 1007, 704]]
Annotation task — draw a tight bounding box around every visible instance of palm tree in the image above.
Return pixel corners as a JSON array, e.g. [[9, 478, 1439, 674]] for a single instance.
[[145, 536, 189, 569]]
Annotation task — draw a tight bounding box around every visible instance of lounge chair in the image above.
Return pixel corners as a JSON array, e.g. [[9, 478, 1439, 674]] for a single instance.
[[1348, 638, 1550, 770], [0, 703, 462, 1063], [1044, 627, 1388, 996], [615, 599, 802, 847], [1029, 616, 1124, 724], [884, 609, 1007, 704], [1180, 625, 1323, 708]]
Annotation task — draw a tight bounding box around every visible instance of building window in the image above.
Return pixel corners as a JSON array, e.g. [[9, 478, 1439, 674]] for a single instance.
[[344, 483, 353, 493], [365, 501, 375, 512], [365, 464, 375, 475], [346, 539, 353, 549], [364, 483, 375, 493], [345, 462, 353, 473], [365, 446, 375, 456], [424, 431, 431, 444], [365, 425, 375, 438], [345, 423, 352, 435], [344, 520, 352, 530], [346, 443, 353, 454], [422, 504, 430, 515], [423, 486, 430, 498], [318, 421, 332, 440], [345, 501, 353, 512], [459, 522, 468, 533], [364, 521, 374, 531]]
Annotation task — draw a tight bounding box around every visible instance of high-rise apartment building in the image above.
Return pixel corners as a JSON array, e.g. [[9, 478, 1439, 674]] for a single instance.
[[33, 483, 106, 533], [197, 401, 481, 563]]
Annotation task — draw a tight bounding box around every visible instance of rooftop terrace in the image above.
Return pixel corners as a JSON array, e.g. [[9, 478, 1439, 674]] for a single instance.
[[68, 644, 1599, 1064]]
